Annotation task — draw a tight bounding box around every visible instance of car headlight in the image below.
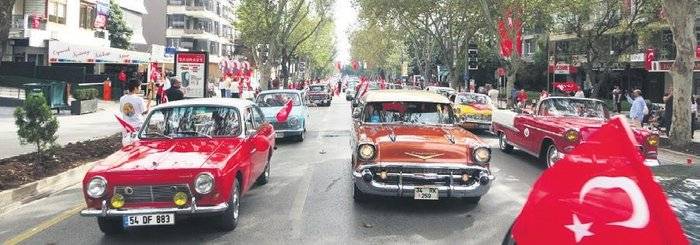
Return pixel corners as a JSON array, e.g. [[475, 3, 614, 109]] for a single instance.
[[358, 144, 376, 160], [565, 129, 579, 142], [194, 172, 215, 194], [472, 147, 491, 164], [86, 176, 107, 198], [646, 134, 659, 147], [288, 117, 299, 126]]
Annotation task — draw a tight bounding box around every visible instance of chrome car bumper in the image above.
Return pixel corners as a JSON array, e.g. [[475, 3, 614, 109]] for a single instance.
[[460, 120, 491, 129], [80, 198, 228, 217], [352, 163, 494, 198]]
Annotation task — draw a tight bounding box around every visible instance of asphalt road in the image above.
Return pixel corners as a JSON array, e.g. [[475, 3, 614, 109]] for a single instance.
[[0, 98, 687, 244]]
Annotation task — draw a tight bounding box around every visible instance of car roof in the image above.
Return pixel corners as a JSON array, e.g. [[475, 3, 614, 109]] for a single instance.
[[457, 92, 487, 97], [258, 89, 303, 95], [364, 90, 451, 103], [153, 98, 254, 109]]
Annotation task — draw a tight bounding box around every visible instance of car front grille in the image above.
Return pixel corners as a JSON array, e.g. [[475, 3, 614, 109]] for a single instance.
[[272, 121, 293, 130], [309, 94, 328, 100], [114, 184, 191, 203], [365, 166, 482, 186]]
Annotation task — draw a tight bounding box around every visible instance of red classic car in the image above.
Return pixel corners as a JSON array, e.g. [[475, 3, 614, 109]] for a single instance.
[[491, 97, 659, 168], [80, 98, 275, 234], [351, 90, 494, 203]]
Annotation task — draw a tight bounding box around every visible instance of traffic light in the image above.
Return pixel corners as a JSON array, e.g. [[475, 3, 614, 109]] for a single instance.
[[468, 43, 478, 70]]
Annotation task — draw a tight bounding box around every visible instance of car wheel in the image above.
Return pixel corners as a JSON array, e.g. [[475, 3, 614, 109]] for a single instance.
[[256, 155, 271, 185], [545, 144, 559, 168], [463, 196, 481, 204], [353, 183, 368, 202], [217, 178, 241, 231], [295, 127, 306, 142], [97, 217, 123, 235], [499, 133, 514, 153]]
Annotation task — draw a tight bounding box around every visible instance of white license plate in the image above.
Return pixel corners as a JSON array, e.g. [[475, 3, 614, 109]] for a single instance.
[[414, 186, 439, 200], [275, 133, 284, 138], [123, 213, 174, 227]]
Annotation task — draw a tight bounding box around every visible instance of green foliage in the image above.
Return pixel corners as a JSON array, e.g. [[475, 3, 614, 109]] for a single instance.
[[107, 0, 133, 49], [14, 93, 59, 170], [74, 88, 99, 101]]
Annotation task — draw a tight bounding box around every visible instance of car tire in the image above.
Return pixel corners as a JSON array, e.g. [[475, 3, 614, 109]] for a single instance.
[[256, 154, 271, 185], [217, 178, 241, 231], [544, 144, 558, 168], [499, 133, 514, 153], [295, 127, 306, 142], [463, 196, 481, 204], [353, 183, 368, 202], [97, 217, 123, 235]]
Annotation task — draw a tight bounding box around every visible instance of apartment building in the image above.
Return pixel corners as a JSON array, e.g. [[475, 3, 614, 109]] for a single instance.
[[165, 0, 236, 65]]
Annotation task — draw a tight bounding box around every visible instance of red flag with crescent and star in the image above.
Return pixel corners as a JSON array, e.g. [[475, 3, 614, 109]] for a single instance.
[[511, 117, 687, 244], [114, 114, 136, 133], [275, 99, 294, 122]]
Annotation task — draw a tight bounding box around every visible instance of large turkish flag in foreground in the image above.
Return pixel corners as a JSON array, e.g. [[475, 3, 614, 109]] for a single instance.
[[512, 117, 687, 244], [275, 99, 294, 122]]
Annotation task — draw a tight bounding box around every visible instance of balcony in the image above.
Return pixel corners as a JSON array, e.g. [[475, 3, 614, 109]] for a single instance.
[[9, 15, 47, 39]]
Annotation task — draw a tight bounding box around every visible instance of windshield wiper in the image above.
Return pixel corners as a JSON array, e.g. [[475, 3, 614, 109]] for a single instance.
[[179, 131, 213, 139], [142, 132, 173, 139]]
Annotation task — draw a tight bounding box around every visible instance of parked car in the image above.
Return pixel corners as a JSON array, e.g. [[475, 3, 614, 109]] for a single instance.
[[307, 84, 333, 106], [350, 90, 494, 203], [453, 92, 494, 130], [255, 89, 309, 141], [491, 97, 660, 168], [80, 98, 275, 234], [346, 80, 359, 101], [426, 86, 456, 98]]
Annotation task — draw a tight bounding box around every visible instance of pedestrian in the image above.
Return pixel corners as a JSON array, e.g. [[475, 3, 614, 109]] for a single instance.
[[574, 89, 585, 98], [166, 78, 185, 102], [539, 89, 549, 101], [231, 78, 241, 98], [516, 89, 529, 108], [612, 86, 622, 113], [662, 93, 673, 135], [625, 89, 647, 127], [692, 96, 698, 139], [218, 77, 226, 98], [119, 79, 147, 129], [155, 76, 166, 105], [118, 69, 128, 95], [488, 85, 499, 106]]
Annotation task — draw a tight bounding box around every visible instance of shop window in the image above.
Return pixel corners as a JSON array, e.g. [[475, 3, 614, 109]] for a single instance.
[[48, 0, 67, 24], [167, 38, 181, 48], [168, 0, 185, 5], [79, 2, 96, 29]]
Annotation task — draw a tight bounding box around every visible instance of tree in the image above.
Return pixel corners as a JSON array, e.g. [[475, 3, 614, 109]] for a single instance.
[[551, 0, 662, 98], [14, 93, 59, 174], [107, 0, 133, 49], [0, 0, 17, 62], [663, 0, 695, 147], [350, 21, 405, 78]]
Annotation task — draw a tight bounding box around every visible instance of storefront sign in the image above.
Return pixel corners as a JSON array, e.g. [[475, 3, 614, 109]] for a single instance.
[[630, 53, 645, 62], [48, 41, 149, 64], [174, 51, 209, 98], [548, 63, 577, 74], [649, 60, 700, 72]]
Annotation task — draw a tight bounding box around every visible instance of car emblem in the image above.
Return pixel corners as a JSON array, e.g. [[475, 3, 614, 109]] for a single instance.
[[124, 187, 134, 195], [524, 128, 530, 137], [404, 152, 444, 160]]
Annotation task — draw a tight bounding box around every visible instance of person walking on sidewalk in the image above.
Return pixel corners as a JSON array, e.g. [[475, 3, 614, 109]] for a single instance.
[[119, 79, 148, 129], [612, 86, 622, 113], [626, 89, 646, 127]]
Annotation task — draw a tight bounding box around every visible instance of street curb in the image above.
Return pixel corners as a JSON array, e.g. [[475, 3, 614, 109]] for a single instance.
[[658, 148, 698, 161], [0, 161, 95, 215]]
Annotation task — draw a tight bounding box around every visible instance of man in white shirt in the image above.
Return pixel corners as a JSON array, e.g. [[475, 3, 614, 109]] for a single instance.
[[487, 85, 500, 107], [119, 79, 147, 129]]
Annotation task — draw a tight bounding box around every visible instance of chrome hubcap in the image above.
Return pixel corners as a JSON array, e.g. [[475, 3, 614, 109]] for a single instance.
[[547, 146, 559, 167], [499, 134, 507, 149], [264, 163, 270, 178], [232, 185, 239, 219]]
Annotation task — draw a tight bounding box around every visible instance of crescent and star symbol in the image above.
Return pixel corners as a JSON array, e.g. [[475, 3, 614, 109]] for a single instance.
[[404, 152, 444, 160], [566, 176, 650, 243]]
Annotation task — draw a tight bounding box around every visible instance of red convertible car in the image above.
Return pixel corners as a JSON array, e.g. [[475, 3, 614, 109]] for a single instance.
[[491, 97, 659, 168], [80, 98, 275, 234]]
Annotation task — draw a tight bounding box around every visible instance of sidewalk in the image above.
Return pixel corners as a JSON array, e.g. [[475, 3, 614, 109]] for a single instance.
[[0, 100, 122, 159]]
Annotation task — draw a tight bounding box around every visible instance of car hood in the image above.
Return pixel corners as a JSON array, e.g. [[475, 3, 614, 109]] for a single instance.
[[358, 124, 484, 164], [542, 117, 654, 143], [260, 106, 304, 120], [455, 103, 493, 116], [89, 138, 242, 172]]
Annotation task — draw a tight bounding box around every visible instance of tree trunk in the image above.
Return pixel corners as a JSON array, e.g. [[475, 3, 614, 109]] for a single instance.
[[0, 0, 17, 62], [664, 0, 695, 147]]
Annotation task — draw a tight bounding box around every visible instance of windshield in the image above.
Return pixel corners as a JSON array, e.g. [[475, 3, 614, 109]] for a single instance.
[[457, 94, 491, 105], [363, 102, 455, 124], [309, 86, 327, 92], [538, 98, 609, 118], [256, 93, 302, 107], [347, 81, 358, 90], [140, 106, 241, 138]]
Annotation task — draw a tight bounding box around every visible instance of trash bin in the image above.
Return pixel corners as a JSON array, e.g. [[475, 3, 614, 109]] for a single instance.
[[23, 82, 69, 112]]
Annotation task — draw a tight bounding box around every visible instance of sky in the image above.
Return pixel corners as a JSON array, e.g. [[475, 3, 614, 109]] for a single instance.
[[332, 0, 358, 65]]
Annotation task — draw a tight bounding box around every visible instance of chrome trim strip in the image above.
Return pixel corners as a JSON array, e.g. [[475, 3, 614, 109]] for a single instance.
[[356, 163, 490, 171], [81, 201, 228, 217]]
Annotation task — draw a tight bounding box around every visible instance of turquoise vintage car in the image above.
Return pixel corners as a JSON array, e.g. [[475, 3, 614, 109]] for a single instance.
[[255, 90, 309, 142]]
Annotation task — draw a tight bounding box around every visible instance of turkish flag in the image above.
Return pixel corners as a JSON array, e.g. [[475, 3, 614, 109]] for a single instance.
[[645, 48, 655, 71], [114, 114, 136, 133], [275, 99, 294, 122], [553, 81, 580, 93], [511, 117, 687, 245]]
